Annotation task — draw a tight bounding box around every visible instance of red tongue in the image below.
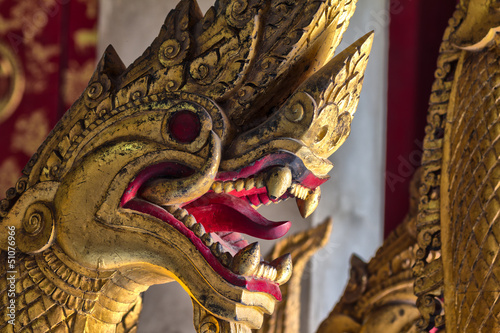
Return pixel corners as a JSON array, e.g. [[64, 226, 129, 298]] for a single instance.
[[184, 193, 291, 240]]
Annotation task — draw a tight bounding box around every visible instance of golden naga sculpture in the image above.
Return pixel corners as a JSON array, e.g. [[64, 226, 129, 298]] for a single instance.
[[0, 0, 373, 332], [2, 0, 499, 332]]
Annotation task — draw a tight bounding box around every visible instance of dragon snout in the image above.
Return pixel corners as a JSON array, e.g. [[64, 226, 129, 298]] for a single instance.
[[140, 132, 221, 206]]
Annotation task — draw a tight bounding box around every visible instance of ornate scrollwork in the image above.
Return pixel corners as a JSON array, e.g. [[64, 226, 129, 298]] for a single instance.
[[413, 5, 465, 331]]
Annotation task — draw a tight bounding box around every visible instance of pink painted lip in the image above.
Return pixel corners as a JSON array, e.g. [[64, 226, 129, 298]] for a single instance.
[[120, 153, 329, 300], [123, 198, 283, 300]]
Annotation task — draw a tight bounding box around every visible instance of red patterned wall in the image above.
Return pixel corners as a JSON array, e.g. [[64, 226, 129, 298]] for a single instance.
[[0, 0, 97, 196]]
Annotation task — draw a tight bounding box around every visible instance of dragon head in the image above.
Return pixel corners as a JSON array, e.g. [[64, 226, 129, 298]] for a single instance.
[[0, 0, 372, 330]]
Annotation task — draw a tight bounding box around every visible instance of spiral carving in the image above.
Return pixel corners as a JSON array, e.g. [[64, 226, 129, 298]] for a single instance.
[[159, 39, 182, 65], [200, 316, 220, 333], [192, 63, 209, 80], [15, 176, 28, 194], [189, 48, 225, 86], [226, 0, 252, 28], [86, 82, 103, 100]]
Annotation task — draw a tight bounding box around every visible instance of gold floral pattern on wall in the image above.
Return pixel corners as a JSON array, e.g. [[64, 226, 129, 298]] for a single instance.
[[0, 157, 20, 196], [11, 110, 50, 156], [0, 0, 97, 196]]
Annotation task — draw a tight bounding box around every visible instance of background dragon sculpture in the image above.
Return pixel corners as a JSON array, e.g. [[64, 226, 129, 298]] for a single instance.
[[316, 1, 500, 332], [0, 0, 373, 332]]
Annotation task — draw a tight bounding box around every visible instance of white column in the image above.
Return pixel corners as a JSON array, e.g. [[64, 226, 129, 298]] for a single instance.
[[308, 0, 388, 331]]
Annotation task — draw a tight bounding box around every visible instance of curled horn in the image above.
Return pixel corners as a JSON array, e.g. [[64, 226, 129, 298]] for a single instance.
[[139, 132, 221, 206]]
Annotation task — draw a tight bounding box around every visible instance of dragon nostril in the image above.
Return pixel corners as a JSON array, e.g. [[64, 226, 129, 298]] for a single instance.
[[168, 110, 201, 143], [315, 125, 329, 143]]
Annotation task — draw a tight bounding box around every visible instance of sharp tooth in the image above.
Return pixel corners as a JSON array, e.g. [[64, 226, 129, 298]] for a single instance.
[[220, 252, 233, 267], [191, 223, 205, 237], [223, 182, 234, 193], [290, 184, 309, 200], [213, 182, 223, 193], [255, 174, 265, 188], [256, 263, 266, 278], [173, 208, 188, 220], [299, 186, 309, 199], [165, 205, 178, 214], [296, 187, 321, 218], [235, 179, 245, 192], [269, 267, 277, 281], [266, 266, 277, 281], [201, 234, 213, 246], [266, 167, 292, 200], [184, 215, 197, 228], [245, 178, 255, 190], [231, 243, 261, 276], [263, 265, 271, 279], [211, 242, 223, 257], [271, 253, 293, 285]]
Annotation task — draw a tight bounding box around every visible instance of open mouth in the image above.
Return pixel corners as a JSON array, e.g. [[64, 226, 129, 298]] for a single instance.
[[119, 153, 328, 300]]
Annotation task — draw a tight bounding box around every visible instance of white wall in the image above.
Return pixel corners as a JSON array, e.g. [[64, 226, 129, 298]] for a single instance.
[[308, 0, 388, 331], [98, 1, 388, 332]]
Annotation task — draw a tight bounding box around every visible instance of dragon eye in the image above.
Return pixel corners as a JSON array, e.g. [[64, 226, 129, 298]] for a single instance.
[[168, 110, 201, 143]]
